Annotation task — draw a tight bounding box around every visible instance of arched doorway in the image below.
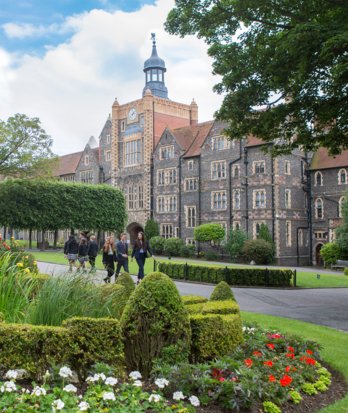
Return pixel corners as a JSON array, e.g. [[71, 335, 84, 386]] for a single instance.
[[127, 222, 144, 244], [315, 243, 324, 266]]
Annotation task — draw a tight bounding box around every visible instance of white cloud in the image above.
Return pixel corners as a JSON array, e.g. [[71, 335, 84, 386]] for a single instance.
[[0, 0, 223, 154]]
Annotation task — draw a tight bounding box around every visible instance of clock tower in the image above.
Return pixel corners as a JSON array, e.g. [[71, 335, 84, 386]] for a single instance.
[[111, 35, 199, 237]]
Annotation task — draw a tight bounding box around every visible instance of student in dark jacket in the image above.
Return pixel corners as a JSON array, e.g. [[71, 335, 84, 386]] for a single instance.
[[131, 231, 155, 284], [102, 236, 117, 283], [115, 232, 129, 277], [77, 238, 89, 272], [87, 235, 98, 273], [64, 234, 79, 272]]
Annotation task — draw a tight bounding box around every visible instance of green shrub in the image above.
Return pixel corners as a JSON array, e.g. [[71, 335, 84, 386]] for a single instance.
[[186, 300, 240, 315], [189, 314, 243, 362], [226, 228, 247, 261], [301, 382, 318, 395], [157, 262, 294, 287], [149, 236, 165, 255], [320, 242, 341, 267], [98, 283, 128, 318], [344, 267, 348, 276], [241, 239, 275, 264], [115, 272, 135, 295], [144, 218, 159, 240], [289, 390, 302, 404], [0, 322, 70, 378], [314, 380, 328, 392], [63, 317, 124, 379], [120, 272, 191, 377], [194, 223, 225, 243], [210, 281, 235, 301], [163, 237, 184, 256], [179, 244, 196, 258], [181, 295, 208, 305], [263, 401, 281, 413], [204, 250, 219, 261]]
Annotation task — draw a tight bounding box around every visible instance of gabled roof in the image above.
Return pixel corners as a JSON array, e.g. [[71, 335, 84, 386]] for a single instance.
[[179, 121, 214, 158], [54, 151, 83, 176], [311, 147, 348, 170], [246, 135, 266, 147]]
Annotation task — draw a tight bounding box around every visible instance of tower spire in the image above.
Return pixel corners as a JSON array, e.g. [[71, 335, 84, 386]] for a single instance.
[[143, 33, 168, 99]]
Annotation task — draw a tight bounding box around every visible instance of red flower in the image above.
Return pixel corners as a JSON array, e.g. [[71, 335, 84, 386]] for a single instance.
[[264, 361, 273, 367], [253, 351, 262, 357], [299, 356, 307, 361], [285, 366, 291, 372], [266, 343, 275, 350], [269, 375, 276, 382], [280, 375, 293, 387], [287, 346, 295, 352], [244, 359, 253, 368], [269, 333, 282, 339], [219, 377, 225, 382], [306, 349, 314, 355], [286, 353, 295, 359], [211, 368, 223, 379], [305, 358, 316, 365]]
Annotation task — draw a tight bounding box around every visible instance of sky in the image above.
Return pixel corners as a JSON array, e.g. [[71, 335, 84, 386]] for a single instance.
[[0, 0, 223, 155]]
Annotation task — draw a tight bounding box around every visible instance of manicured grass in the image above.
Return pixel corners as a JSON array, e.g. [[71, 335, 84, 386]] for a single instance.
[[241, 312, 348, 413], [30, 251, 348, 288]]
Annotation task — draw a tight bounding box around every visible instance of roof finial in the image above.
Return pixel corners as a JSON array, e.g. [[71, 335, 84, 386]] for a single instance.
[[151, 32, 156, 46]]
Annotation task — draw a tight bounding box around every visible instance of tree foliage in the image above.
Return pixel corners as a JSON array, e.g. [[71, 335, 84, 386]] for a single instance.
[[144, 218, 159, 240], [166, 0, 348, 155], [0, 114, 57, 177], [194, 223, 225, 243], [0, 179, 126, 232], [319, 242, 341, 266], [226, 228, 247, 261]]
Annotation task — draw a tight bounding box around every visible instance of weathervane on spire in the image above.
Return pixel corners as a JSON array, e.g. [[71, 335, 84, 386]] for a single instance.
[[151, 32, 156, 46]]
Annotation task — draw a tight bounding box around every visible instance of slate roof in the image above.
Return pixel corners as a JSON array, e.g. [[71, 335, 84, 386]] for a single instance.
[[311, 147, 348, 170]]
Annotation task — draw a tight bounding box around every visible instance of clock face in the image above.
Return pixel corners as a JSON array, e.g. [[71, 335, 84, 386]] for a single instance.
[[128, 108, 137, 121]]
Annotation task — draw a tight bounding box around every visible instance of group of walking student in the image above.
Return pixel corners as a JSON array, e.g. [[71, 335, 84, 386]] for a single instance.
[[64, 231, 154, 284]]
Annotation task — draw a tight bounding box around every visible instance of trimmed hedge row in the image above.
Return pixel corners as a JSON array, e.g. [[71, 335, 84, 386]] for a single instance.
[[181, 295, 208, 305], [190, 314, 243, 362], [0, 317, 124, 379], [185, 300, 240, 316], [158, 262, 294, 287]]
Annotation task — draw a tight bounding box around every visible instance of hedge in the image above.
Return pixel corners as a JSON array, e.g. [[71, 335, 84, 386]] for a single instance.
[[0, 317, 124, 379], [186, 300, 240, 316], [189, 314, 243, 362], [182, 295, 208, 305], [157, 262, 295, 287], [210, 281, 236, 302]]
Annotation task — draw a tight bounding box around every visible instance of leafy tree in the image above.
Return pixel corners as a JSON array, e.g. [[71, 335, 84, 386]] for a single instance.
[[0, 114, 56, 177], [336, 196, 348, 259], [241, 239, 275, 265], [149, 236, 165, 255], [163, 237, 185, 257], [319, 242, 341, 266], [166, 0, 348, 155], [144, 218, 159, 240], [194, 223, 225, 244], [0, 179, 126, 233], [258, 223, 275, 261], [226, 228, 247, 261]]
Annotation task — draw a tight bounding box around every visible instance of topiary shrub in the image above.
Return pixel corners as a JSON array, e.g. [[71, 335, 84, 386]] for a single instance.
[[98, 283, 128, 318], [190, 314, 243, 362], [120, 272, 191, 377], [115, 272, 135, 295], [182, 295, 208, 305], [163, 237, 185, 256], [186, 300, 240, 315], [241, 239, 275, 264], [63, 317, 124, 379], [210, 281, 236, 301], [149, 236, 165, 255]]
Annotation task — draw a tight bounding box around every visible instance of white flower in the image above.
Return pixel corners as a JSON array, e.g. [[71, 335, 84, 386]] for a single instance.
[[103, 391, 116, 401], [173, 391, 185, 401], [86, 373, 106, 383], [78, 401, 90, 411], [133, 380, 142, 387], [63, 384, 77, 393], [155, 378, 169, 389], [1, 381, 17, 392], [189, 395, 200, 407], [5, 370, 18, 380], [129, 371, 142, 380], [59, 366, 72, 378], [149, 394, 161, 403], [31, 386, 47, 396], [52, 399, 65, 411], [104, 377, 118, 386]]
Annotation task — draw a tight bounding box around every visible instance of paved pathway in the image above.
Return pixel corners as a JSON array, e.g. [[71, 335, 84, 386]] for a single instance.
[[38, 262, 348, 333]]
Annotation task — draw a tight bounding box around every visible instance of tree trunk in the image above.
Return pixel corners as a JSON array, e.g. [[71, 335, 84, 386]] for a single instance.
[[53, 229, 58, 249], [40, 230, 45, 251], [3, 226, 6, 241], [29, 229, 32, 249]]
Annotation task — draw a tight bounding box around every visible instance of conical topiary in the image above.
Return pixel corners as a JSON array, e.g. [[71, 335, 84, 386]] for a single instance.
[[120, 272, 191, 377], [210, 281, 236, 302], [115, 272, 135, 295]]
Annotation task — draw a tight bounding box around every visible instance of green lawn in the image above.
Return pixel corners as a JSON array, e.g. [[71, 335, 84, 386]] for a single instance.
[[241, 312, 348, 413], [30, 251, 348, 288]]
